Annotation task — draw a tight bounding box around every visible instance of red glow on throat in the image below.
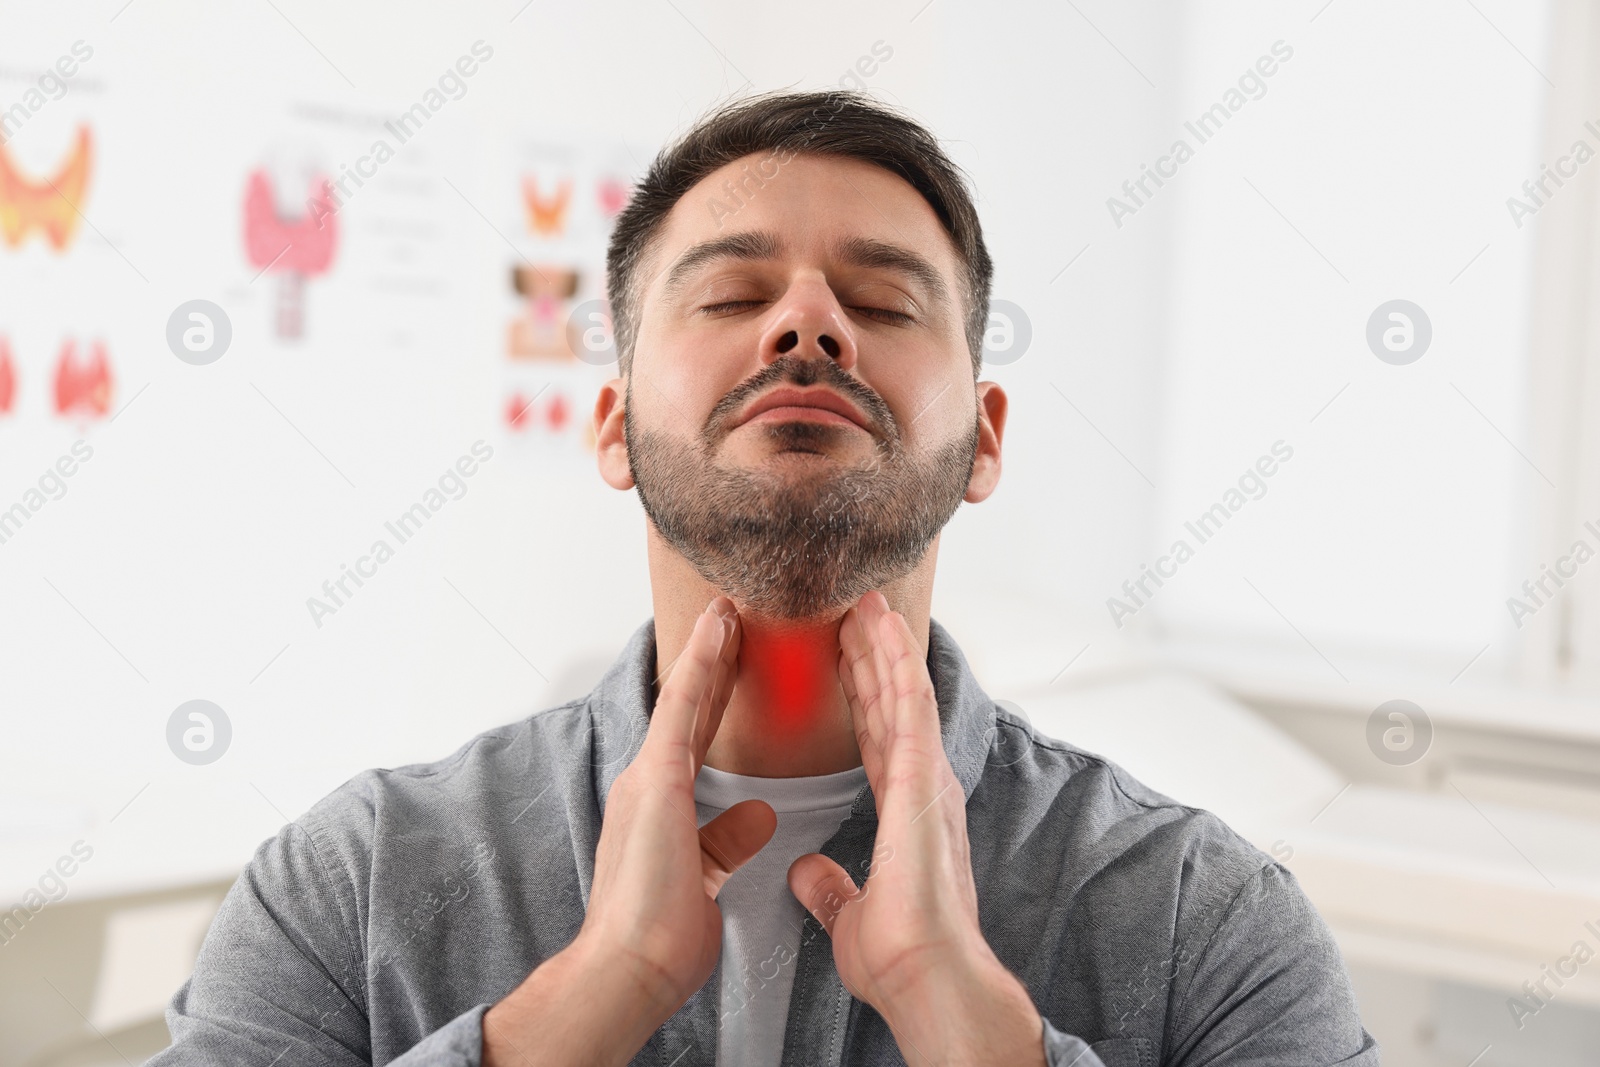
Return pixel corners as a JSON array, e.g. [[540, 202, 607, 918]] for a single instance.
[[740, 630, 834, 734]]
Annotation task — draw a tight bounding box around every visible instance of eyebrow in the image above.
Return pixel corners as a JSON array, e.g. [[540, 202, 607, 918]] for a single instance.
[[661, 230, 782, 301], [659, 228, 953, 313]]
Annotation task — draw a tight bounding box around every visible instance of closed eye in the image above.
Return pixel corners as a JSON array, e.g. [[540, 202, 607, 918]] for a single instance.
[[700, 300, 913, 324], [852, 306, 915, 325]]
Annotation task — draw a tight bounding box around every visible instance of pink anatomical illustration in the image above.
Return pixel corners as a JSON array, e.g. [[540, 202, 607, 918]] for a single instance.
[[0, 336, 14, 414], [504, 388, 586, 449], [595, 175, 630, 220], [242, 168, 339, 340], [53, 338, 113, 419], [507, 263, 581, 360]]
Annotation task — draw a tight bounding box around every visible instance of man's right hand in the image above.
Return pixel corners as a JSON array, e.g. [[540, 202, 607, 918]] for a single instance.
[[483, 596, 777, 1066]]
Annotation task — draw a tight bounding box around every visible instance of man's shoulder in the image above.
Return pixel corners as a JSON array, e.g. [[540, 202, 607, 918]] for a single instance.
[[980, 701, 1277, 907], [986, 699, 1242, 828], [287, 697, 598, 865], [977, 702, 1361, 1037]]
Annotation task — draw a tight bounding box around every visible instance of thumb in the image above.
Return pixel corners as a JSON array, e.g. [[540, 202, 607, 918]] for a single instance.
[[787, 852, 860, 938], [700, 799, 777, 898]]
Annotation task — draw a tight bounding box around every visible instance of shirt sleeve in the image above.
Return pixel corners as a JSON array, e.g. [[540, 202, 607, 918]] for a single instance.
[[1166, 861, 1380, 1066], [145, 820, 491, 1067]]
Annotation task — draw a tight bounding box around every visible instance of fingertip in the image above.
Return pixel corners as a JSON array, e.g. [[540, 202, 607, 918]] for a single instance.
[[727, 797, 778, 840], [786, 851, 824, 902], [732, 794, 771, 813], [786, 853, 851, 936], [786, 850, 816, 882], [711, 598, 741, 641], [694, 601, 726, 641]]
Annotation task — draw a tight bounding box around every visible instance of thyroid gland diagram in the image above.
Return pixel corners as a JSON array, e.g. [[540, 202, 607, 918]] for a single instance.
[[522, 174, 573, 237], [508, 263, 581, 360], [0, 337, 15, 414], [53, 338, 114, 418], [596, 175, 631, 220], [242, 168, 339, 340], [0, 125, 92, 251], [0, 336, 113, 417], [505, 388, 583, 440]]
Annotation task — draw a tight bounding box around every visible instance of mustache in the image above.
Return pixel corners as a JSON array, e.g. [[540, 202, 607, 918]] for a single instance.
[[704, 357, 896, 442]]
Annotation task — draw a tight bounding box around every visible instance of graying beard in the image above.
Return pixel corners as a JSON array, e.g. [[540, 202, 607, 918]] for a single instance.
[[627, 421, 978, 620]]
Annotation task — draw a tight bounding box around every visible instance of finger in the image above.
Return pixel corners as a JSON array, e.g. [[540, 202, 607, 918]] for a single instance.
[[645, 602, 731, 762], [690, 603, 735, 743], [863, 594, 901, 739], [838, 607, 889, 758], [877, 609, 937, 741], [836, 606, 869, 710], [837, 648, 884, 787], [694, 601, 742, 765], [787, 852, 861, 939], [699, 798, 776, 898], [867, 605, 899, 741], [839, 601, 888, 746]]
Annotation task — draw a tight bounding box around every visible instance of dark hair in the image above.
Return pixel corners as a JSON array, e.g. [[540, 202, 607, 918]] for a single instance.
[[604, 88, 992, 377]]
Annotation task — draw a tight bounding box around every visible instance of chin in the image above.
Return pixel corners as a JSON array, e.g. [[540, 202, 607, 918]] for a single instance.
[[726, 440, 861, 467]]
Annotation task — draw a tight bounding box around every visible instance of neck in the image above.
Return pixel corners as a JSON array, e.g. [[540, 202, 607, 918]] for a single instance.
[[645, 529, 938, 778]]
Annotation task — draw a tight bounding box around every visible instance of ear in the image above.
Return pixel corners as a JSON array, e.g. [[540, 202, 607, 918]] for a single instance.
[[594, 376, 634, 490], [963, 379, 1006, 503]]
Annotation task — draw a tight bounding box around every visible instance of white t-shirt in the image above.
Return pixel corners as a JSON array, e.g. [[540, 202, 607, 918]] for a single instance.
[[694, 760, 870, 1067]]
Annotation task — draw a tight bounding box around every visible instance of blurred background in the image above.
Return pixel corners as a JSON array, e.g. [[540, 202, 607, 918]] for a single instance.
[[2, 0, 1597, 1063]]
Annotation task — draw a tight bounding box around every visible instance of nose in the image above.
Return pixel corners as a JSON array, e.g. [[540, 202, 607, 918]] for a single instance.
[[756, 275, 859, 372]]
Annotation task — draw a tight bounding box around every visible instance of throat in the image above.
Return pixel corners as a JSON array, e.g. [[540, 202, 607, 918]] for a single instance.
[[703, 622, 862, 777], [745, 628, 834, 735]]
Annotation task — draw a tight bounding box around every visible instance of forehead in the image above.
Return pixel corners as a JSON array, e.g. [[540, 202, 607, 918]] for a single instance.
[[642, 152, 963, 300]]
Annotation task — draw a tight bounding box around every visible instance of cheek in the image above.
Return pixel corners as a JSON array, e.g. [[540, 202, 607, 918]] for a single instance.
[[632, 322, 748, 420], [892, 375, 967, 437], [630, 319, 742, 403]]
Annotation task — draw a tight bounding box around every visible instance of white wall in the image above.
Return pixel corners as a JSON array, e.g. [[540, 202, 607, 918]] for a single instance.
[[0, 0, 1177, 898]]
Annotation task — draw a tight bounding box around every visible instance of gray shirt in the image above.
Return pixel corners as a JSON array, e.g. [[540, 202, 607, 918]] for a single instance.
[[149, 617, 1380, 1067], [692, 761, 869, 1066]]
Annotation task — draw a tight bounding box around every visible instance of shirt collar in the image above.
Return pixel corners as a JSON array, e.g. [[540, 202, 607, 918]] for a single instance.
[[586, 615, 998, 819]]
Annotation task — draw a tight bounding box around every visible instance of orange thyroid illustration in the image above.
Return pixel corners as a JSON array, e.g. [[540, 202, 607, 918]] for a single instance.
[[0, 126, 93, 251]]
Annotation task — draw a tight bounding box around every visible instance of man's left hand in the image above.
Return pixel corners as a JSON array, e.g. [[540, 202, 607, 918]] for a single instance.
[[787, 590, 1047, 1066]]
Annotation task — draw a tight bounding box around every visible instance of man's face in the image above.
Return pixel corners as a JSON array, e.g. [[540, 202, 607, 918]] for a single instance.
[[601, 151, 998, 621]]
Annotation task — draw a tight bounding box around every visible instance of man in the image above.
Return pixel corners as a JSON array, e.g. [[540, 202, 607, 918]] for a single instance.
[[151, 90, 1378, 1066]]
